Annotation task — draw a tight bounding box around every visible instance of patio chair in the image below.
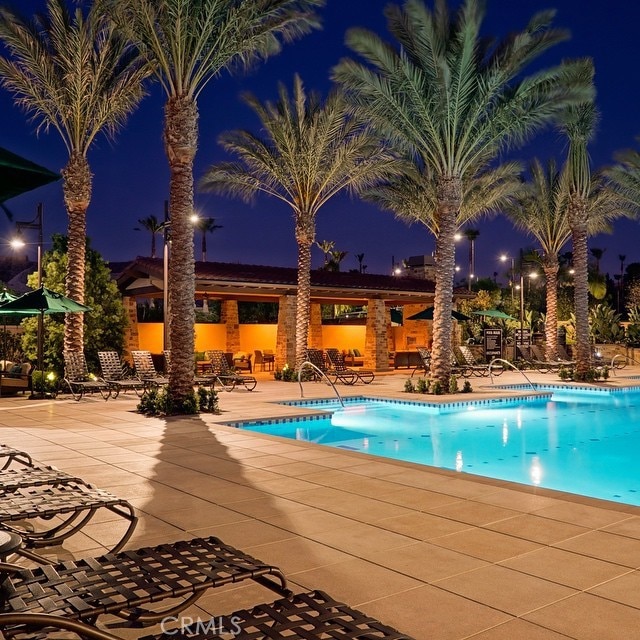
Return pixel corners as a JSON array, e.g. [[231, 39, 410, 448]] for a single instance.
[[530, 344, 568, 371], [411, 347, 431, 377], [0, 445, 33, 470], [254, 349, 275, 371], [0, 481, 137, 561], [98, 351, 146, 398], [326, 348, 375, 384], [0, 535, 288, 627], [131, 350, 169, 390], [457, 345, 504, 376], [205, 350, 257, 391], [63, 352, 112, 401], [0, 590, 415, 639], [0, 465, 85, 493], [515, 345, 554, 373], [305, 348, 357, 385]]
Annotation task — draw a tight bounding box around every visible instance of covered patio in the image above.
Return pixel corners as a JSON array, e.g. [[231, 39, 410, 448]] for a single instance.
[[116, 257, 472, 370]]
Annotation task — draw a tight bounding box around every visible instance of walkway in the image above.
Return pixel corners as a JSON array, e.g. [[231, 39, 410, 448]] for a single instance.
[[1, 368, 639, 639]]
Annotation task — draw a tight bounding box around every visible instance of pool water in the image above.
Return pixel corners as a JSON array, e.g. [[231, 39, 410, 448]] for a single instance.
[[236, 388, 640, 507]]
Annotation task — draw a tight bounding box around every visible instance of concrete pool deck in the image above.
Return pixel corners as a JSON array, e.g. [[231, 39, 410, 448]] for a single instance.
[[2, 367, 640, 639]]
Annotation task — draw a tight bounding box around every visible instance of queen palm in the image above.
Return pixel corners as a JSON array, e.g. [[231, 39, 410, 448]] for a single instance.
[[201, 75, 399, 366], [504, 159, 572, 360], [193, 217, 222, 262], [0, 0, 150, 355], [135, 215, 165, 258], [332, 0, 593, 385], [106, 0, 322, 403]]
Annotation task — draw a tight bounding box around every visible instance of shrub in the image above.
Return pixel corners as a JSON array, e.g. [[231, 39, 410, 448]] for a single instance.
[[138, 387, 219, 416], [404, 379, 415, 393], [431, 381, 443, 395], [448, 375, 458, 394], [416, 378, 429, 394], [274, 364, 312, 382], [197, 387, 220, 413], [462, 380, 472, 393]]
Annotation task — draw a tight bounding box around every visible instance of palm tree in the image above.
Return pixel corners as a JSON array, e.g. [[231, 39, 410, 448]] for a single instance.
[[135, 215, 165, 258], [200, 75, 399, 367], [0, 0, 150, 355], [590, 247, 605, 273], [562, 103, 637, 376], [355, 252, 366, 274], [504, 159, 571, 360], [333, 0, 593, 385], [193, 217, 222, 262], [316, 240, 335, 267], [107, 0, 323, 403], [462, 228, 480, 291]]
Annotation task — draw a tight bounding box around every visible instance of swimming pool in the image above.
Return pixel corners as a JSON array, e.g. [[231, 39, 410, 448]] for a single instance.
[[233, 386, 640, 507]]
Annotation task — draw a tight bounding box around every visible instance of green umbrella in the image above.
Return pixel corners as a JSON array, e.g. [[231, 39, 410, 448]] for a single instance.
[[0, 291, 17, 361], [0, 146, 60, 203], [407, 306, 471, 321], [471, 309, 517, 321], [0, 287, 90, 398]]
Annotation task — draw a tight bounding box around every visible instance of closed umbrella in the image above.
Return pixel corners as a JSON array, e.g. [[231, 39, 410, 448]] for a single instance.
[[0, 286, 91, 399], [407, 306, 471, 321]]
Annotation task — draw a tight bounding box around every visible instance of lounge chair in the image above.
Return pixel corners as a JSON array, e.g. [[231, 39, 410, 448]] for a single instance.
[[205, 350, 257, 391], [0, 445, 33, 470], [98, 351, 146, 398], [0, 481, 137, 560], [325, 348, 375, 384], [131, 350, 169, 390], [305, 348, 357, 385], [0, 589, 415, 639], [455, 345, 501, 377], [0, 535, 288, 627], [63, 352, 112, 401], [530, 344, 571, 370], [411, 347, 431, 377], [515, 345, 555, 373], [0, 465, 85, 493]]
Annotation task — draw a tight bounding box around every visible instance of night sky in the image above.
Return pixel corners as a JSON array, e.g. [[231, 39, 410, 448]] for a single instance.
[[2, 0, 640, 283]]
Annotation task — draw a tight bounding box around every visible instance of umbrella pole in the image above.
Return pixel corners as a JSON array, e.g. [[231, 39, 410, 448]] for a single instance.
[[31, 311, 46, 400]]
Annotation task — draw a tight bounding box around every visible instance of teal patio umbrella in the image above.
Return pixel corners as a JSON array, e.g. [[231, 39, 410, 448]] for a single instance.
[[0, 146, 60, 204], [408, 306, 471, 321], [471, 309, 517, 321], [0, 291, 17, 361], [0, 287, 91, 398]]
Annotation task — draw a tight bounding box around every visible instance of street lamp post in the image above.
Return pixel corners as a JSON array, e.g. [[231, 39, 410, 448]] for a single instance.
[[500, 254, 515, 304], [163, 200, 170, 352], [12, 203, 45, 399]]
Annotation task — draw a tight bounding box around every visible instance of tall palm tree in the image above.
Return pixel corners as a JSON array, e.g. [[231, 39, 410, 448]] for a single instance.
[[462, 228, 480, 290], [562, 103, 637, 375], [106, 0, 323, 403], [200, 75, 399, 367], [135, 214, 165, 258], [355, 252, 366, 274], [590, 247, 605, 273], [332, 0, 593, 385], [193, 217, 222, 262], [504, 159, 571, 360], [316, 240, 335, 267], [0, 0, 150, 355]]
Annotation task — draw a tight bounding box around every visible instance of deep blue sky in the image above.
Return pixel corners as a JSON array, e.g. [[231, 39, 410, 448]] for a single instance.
[[2, 0, 639, 282]]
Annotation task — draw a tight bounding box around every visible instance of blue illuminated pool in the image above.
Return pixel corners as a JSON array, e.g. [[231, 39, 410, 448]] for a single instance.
[[232, 387, 640, 506]]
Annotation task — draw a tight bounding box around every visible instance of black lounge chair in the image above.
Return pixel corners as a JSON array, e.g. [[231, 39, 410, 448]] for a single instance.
[[163, 350, 216, 388], [205, 350, 257, 391], [456, 345, 504, 377], [0, 535, 288, 628], [63, 352, 112, 401], [0, 589, 415, 639], [411, 347, 431, 377], [131, 350, 169, 391], [0, 481, 137, 560], [305, 348, 357, 385], [0, 446, 33, 471], [515, 345, 555, 373], [530, 344, 574, 369], [98, 351, 146, 398], [325, 348, 375, 384]]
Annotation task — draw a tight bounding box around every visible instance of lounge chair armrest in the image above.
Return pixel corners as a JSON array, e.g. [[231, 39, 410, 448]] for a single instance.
[[0, 613, 121, 640]]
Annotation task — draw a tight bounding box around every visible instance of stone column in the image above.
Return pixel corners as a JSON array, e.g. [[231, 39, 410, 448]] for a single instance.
[[221, 300, 241, 354], [122, 296, 139, 364], [309, 303, 323, 349], [365, 298, 390, 371], [275, 295, 296, 369]]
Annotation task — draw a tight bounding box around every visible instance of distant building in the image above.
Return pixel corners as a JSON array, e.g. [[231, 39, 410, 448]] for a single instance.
[[404, 255, 436, 281]]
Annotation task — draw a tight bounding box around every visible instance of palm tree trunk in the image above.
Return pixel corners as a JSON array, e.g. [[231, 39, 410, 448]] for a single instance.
[[431, 177, 461, 386], [543, 260, 559, 360], [572, 215, 590, 376], [164, 95, 197, 402], [295, 216, 314, 368], [151, 233, 156, 259], [62, 152, 91, 355]]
